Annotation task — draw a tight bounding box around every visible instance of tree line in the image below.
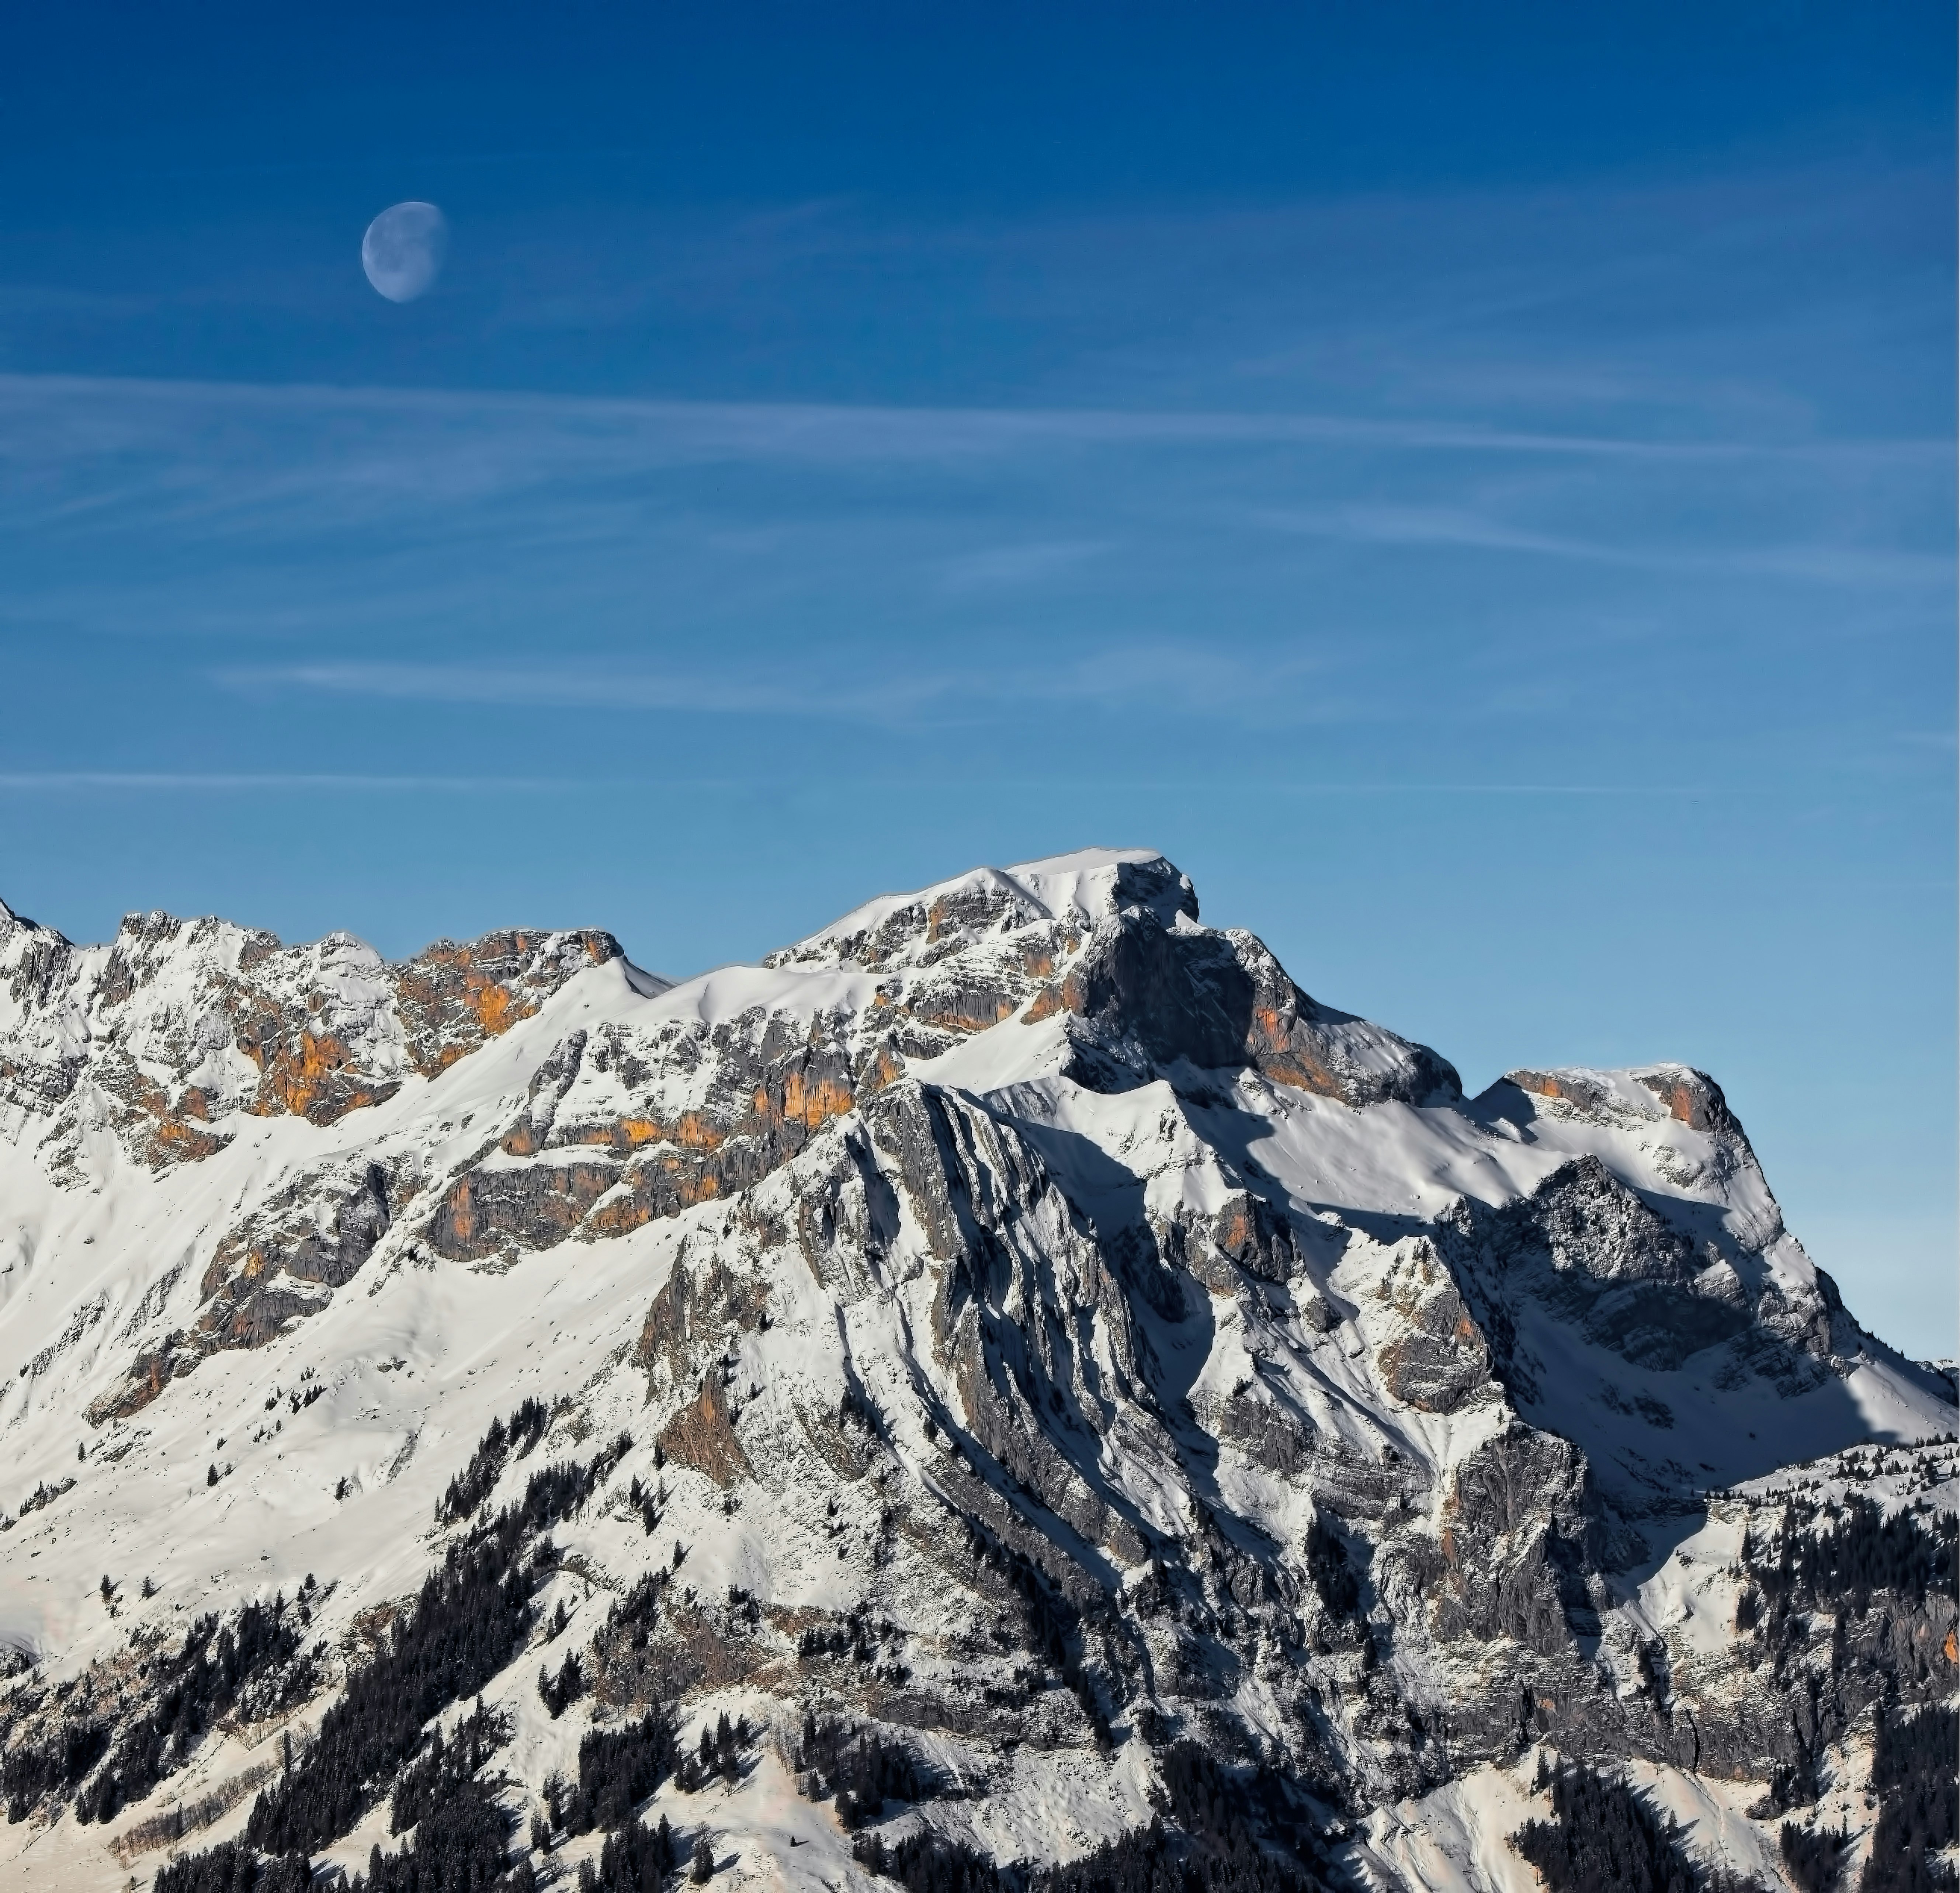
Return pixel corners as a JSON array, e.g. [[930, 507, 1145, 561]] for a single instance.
[[1862, 1703, 1957, 1893], [156, 1414, 632, 1889], [1744, 1497, 1954, 1616], [852, 1740, 1329, 1893], [794, 1708, 934, 1830], [1512, 1756, 1766, 1893], [77, 1588, 319, 1825], [436, 1398, 551, 1525]]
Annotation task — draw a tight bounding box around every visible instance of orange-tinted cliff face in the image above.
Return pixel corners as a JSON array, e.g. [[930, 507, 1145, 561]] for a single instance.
[[0, 901, 626, 1170]]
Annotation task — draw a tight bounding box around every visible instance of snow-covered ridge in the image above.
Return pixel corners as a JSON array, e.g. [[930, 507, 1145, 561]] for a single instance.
[[0, 894, 656, 1160], [0, 850, 1949, 1893], [778, 848, 1197, 963]]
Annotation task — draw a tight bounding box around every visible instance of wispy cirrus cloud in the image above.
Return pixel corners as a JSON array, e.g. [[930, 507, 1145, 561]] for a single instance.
[[0, 150, 1949, 785], [3, 363, 1943, 709], [0, 769, 1772, 800], [937, 539, 1114, 591], [1256, 502, 1951, 589], [215, 638, 1340, 727], [0, 370, 1939, 492], [0, 771, 572, 791]]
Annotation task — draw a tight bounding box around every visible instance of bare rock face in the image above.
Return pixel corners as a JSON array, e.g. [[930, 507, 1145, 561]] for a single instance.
[[1442, 1153, 1752, 1380], [0, 899, 629, 1171], [0, 850, 1949, 1893], [1035, 898, 1460, 1107], [391, 928, 626, 1077], [86, 1161, 405, 1423], [1371, 1240, 1492, 1415], [1429, 1423, 1604, 1654]]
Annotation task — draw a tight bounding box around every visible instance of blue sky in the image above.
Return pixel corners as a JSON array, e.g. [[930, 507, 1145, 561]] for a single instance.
[[0, 3, 1952, 1350]]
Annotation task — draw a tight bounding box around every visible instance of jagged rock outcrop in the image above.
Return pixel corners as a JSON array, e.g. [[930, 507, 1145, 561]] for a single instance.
[[0, 897, 636, 1171]]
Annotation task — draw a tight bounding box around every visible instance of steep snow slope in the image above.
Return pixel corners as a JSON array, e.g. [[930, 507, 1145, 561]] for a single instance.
[[0, 851, 1950, 1893]]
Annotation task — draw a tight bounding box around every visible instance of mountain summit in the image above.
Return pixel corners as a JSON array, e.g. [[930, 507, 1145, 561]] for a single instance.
[[0, 850, 1951, 1893]]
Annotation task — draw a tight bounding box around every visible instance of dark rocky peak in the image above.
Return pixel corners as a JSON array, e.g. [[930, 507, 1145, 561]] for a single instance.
[[1485, 1154, 1701, 1288], [771, 847, 1457, 1108], [0, 899, 77, 1013], [767, 850, 1197, 975], [1428, 1146, 1891, 1551], [0, 895, 59, 941], [1438, 1153, 1779, 1376], [1046, 893, 1460, 1108]]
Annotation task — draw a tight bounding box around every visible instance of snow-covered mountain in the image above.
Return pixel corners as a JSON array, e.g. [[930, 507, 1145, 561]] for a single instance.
[[0, 850, 1951, 1893]]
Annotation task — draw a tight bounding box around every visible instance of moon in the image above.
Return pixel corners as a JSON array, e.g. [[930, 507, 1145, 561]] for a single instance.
[[361, 202, 448, 303]]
